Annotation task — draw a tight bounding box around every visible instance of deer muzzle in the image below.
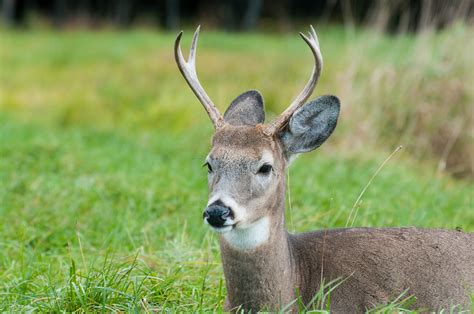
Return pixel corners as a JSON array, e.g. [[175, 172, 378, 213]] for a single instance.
[[204, 201, 234, 228]]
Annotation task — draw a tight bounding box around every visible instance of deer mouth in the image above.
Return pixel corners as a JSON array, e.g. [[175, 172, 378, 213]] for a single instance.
[[209, 224, 235, 234]]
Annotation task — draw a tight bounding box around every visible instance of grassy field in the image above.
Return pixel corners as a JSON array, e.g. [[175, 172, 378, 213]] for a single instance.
[[0, 25, 473, 311]]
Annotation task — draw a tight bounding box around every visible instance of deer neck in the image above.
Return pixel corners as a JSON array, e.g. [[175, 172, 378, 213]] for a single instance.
[[219, 180, 296, 311]]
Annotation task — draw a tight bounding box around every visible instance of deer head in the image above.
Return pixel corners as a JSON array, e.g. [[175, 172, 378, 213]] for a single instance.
[[175, 26, 340, 249]]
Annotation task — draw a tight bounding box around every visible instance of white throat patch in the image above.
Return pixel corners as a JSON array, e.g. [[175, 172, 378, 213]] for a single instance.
[[223, 216, 270, 251]]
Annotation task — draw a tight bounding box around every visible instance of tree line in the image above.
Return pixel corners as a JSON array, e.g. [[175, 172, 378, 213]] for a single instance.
[[2, 0, 473, 32]]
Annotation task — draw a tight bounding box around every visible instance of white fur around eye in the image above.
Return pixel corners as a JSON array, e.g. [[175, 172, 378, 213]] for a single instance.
[[255, 169, 273, 187], [261, 150, 274, 165]]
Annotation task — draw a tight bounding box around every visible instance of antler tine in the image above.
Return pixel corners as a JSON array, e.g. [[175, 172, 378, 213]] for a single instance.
[[174, 26, 224, 129], [265, 25, 323, 135]]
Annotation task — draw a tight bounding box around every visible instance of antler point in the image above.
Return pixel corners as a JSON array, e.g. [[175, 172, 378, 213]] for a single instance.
[[175, 31, 183, 46], [195, 25, 201, 35]]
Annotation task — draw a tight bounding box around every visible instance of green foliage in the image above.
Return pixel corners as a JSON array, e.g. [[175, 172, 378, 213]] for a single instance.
[[0, 26, 472, 311]]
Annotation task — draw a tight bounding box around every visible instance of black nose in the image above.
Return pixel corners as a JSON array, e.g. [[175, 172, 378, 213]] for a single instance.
[[204, 204, 232, 228]]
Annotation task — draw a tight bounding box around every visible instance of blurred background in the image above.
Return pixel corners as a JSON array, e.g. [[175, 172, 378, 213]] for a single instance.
[[2, 0, 474, 32], [0, 1, 473, 311], [1, 0, 473, 178]]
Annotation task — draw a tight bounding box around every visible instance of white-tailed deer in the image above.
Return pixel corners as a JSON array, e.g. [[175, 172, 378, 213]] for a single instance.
[[174, 26, 474, 312]]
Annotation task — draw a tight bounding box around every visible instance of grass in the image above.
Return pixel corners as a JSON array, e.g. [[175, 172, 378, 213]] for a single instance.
[[0, 24, 473, 311]]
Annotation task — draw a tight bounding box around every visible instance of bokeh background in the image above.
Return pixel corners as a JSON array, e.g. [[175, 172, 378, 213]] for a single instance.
[[0, 0, 473, 311]]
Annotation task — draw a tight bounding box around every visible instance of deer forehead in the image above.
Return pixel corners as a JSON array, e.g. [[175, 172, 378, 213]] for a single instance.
[[210, 125, 282, 162], [208, 149, 275, 170]]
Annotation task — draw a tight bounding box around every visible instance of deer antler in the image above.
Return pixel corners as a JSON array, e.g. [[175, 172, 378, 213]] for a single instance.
[[175, 26, 225, 129], [265, 26, 323, 135]]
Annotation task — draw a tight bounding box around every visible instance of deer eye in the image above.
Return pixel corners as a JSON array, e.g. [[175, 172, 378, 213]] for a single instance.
[[257, 164, 272, 175], [204, 162, 213, 173]]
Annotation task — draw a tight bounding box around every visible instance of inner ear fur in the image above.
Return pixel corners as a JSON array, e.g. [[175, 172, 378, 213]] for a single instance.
[[279, 95, 340, 155], [224, 90, 265, 126]]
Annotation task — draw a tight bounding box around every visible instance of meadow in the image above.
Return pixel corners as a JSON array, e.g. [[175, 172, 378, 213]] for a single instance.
[[0, 24, 473, 311]]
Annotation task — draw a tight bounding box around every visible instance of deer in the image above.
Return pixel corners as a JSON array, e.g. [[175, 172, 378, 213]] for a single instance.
[[174, 26, 474, 312]]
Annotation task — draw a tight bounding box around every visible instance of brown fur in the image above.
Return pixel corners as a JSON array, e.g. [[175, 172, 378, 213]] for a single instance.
[[210, 125, 474, 313]]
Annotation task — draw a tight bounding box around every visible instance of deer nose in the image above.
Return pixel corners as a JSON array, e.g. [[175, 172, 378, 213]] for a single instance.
[[204, 203, 232, 228]]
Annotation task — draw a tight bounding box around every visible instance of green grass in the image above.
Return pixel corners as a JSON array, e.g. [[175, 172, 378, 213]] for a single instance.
[[0, 25, 473, 311]]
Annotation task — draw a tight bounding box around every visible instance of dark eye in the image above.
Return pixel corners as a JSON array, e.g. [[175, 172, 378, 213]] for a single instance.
[[257, 164, 272, 175], [204, 162, 213, 173]]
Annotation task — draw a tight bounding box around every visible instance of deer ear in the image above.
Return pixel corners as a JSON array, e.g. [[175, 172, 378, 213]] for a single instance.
[[224, 90, 265, 126], [279, 95, 340, 155]]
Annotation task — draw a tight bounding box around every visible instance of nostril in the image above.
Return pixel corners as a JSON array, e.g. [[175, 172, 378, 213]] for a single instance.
[[203, 211, 210, 219], [221, 207, 230, 219]]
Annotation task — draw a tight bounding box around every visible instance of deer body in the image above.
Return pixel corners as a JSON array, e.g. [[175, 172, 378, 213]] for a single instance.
[[174, 26, 474, 312], [214, 125, 474, 312], [221, 219, 474, 312]]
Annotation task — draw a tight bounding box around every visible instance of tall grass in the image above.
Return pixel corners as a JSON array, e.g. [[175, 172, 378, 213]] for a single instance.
[[334, 24, 473, 178], [1, 24, 472, 177]]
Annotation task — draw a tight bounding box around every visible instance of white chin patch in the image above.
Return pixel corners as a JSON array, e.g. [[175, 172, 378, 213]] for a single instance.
[[223, 216, 270, 251], [210, 225, 233, 234]]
